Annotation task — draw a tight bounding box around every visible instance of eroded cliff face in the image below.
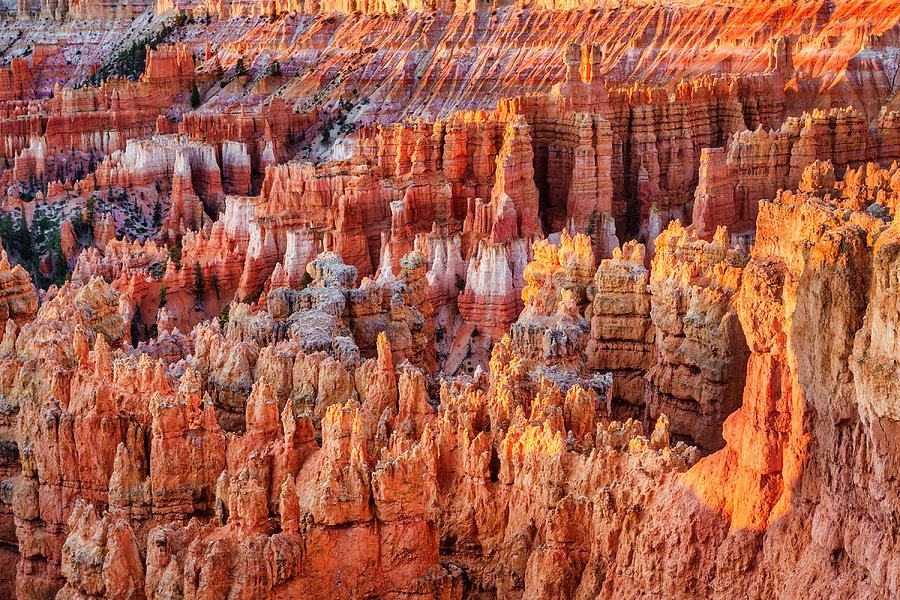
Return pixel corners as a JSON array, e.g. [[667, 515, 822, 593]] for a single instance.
[[0, 243, 693, 600], [591, 163, 900, 599], [643, 223, 749, 451], [0, 168, 889, 599], [0, 1, 898, 599], [3, 164, 899, 599]]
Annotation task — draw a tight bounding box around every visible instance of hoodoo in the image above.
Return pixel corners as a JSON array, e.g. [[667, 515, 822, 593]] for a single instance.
[[0, 1, 898, 599]]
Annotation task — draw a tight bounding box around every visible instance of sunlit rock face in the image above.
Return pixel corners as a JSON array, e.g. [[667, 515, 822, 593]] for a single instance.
[[586, 161, 900, 600], [0, 1, 900, 599]]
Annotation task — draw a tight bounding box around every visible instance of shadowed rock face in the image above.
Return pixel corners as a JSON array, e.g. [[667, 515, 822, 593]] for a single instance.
[[0, 2, 899, 599]]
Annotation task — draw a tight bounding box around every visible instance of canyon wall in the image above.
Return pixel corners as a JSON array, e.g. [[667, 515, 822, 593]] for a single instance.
[[6, 163, 900, 600], [588, 161, 900, 600], [0, 1, 897, 599]]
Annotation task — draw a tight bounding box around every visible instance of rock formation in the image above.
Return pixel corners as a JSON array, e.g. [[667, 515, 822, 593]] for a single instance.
[[585, 240, 654, 413], [644, 222, 750, 451], [0, 2, 898, 599], [0, 245, 38, 325], [584, 161, 900, 599]]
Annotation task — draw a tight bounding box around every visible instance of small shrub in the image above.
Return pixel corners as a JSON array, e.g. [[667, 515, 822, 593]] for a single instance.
[[586, 207, 599, 239]]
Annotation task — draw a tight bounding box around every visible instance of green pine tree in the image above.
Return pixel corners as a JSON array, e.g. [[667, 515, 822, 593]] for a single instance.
[[0, 213, 13, 249], [192, 261, 205, 299], [130, 303, 142, 344], [190, 82, 201, 109], [17, 209, 32, 263], [168, 241, 181, 269], [86, 196, 96, 224]]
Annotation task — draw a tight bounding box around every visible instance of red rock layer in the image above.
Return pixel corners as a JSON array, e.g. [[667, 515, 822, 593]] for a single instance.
[[15, 0, 153, 20], [0, 2, 899, 599], [31, 292, 697, 599], [508, 231, 595, 370], [691, 107, 900, 240], [0, 245, 38, 326], [157, 2, 900, 121], [176, 99, 319, 194], [6, 161, 900, 600], [562, 161, 895, 598]]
